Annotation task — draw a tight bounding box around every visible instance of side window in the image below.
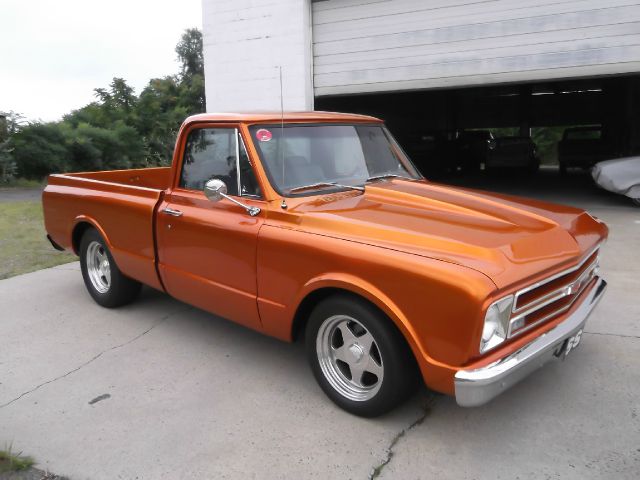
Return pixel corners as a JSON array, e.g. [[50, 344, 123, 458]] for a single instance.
[[181, 128, 238, 195], [180, 128, 262, 198], [238, 134, 261, 197]]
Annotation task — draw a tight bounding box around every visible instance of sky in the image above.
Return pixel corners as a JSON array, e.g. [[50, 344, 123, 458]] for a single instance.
[[0, 0, 202, 122]]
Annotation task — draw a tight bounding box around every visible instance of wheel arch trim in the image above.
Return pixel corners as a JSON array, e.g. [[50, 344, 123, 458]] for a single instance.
[[71, 215, 114, 255]]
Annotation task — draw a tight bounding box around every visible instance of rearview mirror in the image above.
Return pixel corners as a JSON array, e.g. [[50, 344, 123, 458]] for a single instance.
[[203, 178, 261, 217], [204, 178, 227, 202]]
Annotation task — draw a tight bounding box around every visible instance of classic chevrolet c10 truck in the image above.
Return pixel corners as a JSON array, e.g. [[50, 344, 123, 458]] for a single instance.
[[43, 112, 608, 416]]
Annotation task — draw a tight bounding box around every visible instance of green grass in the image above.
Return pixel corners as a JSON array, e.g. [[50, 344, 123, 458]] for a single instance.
[[1, 178, 44, 189], [0, 447, 35, 473], [0, 201, 76, 280]]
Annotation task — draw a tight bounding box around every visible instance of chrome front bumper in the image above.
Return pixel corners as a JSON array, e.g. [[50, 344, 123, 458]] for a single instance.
[[455, 277, 607, 407]]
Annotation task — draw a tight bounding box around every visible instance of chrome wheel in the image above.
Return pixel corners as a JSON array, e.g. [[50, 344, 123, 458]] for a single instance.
[[86, 241, 111, 293], [316, 315, 384, 402]]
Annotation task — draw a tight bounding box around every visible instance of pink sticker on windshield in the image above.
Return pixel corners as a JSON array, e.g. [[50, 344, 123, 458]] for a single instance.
[[256, 129, 272, 142]]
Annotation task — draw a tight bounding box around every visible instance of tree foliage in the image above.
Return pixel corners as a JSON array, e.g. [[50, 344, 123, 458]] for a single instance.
[[5, 28, 206, 179], [0, 112, 22, 182], [176, 28, 204, 79]]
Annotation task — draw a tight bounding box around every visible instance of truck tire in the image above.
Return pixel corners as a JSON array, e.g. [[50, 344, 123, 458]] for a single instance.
[[305, 294, 417, 417], [79, 228, 142, 308]]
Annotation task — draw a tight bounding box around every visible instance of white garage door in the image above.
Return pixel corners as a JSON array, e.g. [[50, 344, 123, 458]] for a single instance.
[[312, 0, 640, 96]]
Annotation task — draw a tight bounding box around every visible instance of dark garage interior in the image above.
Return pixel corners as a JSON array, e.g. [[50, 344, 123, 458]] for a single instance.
[[315, 74, 640, 207]]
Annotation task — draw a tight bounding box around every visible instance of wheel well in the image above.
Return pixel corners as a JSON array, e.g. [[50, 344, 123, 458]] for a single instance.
[[291, 287, 343, 342], [291, 287, 402, 344], [71, 222, 94, 254], [292, 286, 421, 379]]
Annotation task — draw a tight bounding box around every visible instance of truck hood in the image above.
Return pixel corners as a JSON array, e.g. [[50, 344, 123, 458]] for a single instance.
[[281, 179, 607, 288]]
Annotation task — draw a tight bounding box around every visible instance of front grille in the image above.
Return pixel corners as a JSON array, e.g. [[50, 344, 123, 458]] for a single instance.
[[507, 249, 600, 338]]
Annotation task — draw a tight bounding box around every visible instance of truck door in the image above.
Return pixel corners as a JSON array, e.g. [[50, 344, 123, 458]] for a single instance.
[[156, 125, 265, 331]]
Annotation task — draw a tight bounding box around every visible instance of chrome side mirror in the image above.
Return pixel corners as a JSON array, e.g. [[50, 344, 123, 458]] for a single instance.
[[204, 179, 261, 217], [204, 178, 227, 202]]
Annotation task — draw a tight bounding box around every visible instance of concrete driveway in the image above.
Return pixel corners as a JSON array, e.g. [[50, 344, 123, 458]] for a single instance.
[[1, 181, 639, 479]]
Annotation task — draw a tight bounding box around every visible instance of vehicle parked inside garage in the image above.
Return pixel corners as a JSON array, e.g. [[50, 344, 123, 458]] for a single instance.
[[485, 136, 539, 173], [43, 112, 608, 416], [452, 130, 496, 173], [558, 126, 613, 175], [592, 156, 640, 206], [394, 130, 452, 176]]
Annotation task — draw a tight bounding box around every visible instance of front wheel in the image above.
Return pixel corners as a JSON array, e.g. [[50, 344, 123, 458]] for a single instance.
[[305, 295, 417, 417], [79, 229, 141, 308]]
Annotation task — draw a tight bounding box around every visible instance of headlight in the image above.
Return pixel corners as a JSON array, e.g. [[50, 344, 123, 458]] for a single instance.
[[480, 295, 514, 353]]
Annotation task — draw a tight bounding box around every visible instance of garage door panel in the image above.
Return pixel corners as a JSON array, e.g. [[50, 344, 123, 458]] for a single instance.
[[314, 5, 640, 55], [314, 0, 638, 40], [313, 0, 390, 13], [314, 62, 640, 95], [312, 0, 558, 24], [314, 23, 640, 68], [315, 33, 640, 75], [314, 0, 496, 25], [315, 45, 640, 88], [313, 0, 640, 96]]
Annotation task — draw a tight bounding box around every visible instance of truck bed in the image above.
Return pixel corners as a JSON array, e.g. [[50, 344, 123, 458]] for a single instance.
[[42, 167, 171, 291], [62, 166, 172, 190]]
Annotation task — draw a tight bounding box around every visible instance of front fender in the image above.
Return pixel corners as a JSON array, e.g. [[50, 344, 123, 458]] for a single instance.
[[256, 226, 497, 394], [298, 273, 431, 362]]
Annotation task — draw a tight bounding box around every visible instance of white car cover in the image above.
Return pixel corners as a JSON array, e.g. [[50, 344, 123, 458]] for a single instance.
[[592, 156, 640, 202]]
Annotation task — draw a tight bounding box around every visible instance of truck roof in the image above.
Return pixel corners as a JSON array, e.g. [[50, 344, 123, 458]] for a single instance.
[[184, 111, 383, 125]]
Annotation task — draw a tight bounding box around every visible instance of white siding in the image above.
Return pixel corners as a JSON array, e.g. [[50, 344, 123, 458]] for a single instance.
[[202, 0, 314, 111], [313, 0, 640, 96]]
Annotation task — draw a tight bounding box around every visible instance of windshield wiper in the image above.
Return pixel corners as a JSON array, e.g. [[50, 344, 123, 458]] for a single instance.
[[288, 182, 365, 194], [365, 173, 410, 183]]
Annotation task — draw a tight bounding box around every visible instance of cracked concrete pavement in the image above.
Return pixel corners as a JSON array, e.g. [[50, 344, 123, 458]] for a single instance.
[[1, 193, 639, 479]]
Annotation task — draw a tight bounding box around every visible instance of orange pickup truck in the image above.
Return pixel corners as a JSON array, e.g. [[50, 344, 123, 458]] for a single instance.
[[43, 112, 608, 416]]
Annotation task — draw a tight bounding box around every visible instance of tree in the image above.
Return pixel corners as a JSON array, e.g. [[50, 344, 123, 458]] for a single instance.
[[176, 28, 204, 79], [11, 123, 69, 179], [135, 76, 190, 165], [0, 113, 15, 182], [0, 138, 16, 183], [110, 78, 137, 113], [1, 112, 24, 182], [66, 77, 137, 128], [175, 28, 206, 113], [6, 28, 205, 179]]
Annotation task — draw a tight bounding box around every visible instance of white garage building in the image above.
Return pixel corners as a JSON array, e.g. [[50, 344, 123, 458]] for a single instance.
[[202, 0, 640, 166]]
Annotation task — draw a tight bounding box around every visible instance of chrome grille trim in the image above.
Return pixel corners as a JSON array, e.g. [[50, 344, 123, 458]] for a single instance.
[[507, 246, 600, 338], [512, 246, 599, 313]]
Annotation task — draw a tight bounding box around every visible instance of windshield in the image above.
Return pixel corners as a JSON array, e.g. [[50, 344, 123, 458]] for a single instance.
[[248, 124, 421, 195]]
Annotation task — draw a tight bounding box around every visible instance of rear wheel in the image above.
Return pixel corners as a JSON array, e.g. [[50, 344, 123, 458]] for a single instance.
[[305, 294, 417, 417], [79, 229, 141, 308]]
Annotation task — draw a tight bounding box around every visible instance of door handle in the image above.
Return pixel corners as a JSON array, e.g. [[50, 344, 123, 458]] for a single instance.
[[162, 207, 183, 217]]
